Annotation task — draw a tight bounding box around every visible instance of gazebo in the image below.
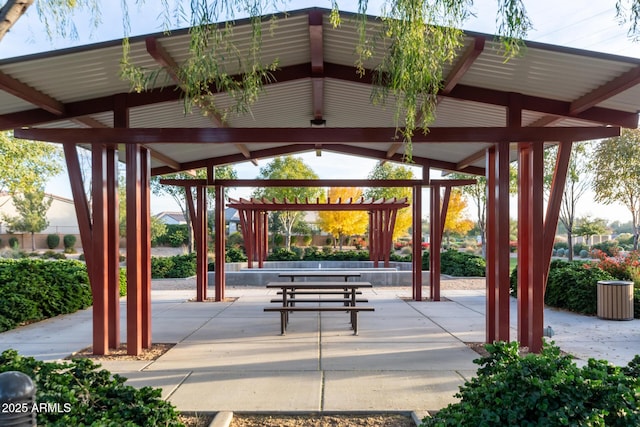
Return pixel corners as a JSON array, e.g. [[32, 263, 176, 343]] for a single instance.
[[1, 8, 638, 355]]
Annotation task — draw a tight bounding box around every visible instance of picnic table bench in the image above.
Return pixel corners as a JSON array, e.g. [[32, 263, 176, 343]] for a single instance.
[[264, 281, 374, 335]]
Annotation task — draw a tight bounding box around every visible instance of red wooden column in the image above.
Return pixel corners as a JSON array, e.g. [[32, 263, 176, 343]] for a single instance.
[[126, 144, 144, 355], [91, 145, 110, 355], [517, 143, 545, 352], [517, 144, 532, 345], [237, 209, 253, 268], [106, 147, 120, 349], [196, 185, 208, 301], [485, 142, 511, 343], [254, 210, 262, 266], [412, 185, 422, 301], [140, 147, 152, 349], [429, 185, 442, 301], [214, 184, 225, 301]]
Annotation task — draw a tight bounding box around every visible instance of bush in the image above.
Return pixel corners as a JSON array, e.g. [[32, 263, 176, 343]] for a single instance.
[[150, 253, 196, 278], [153, 224, 189, 247], [63, 234, 76, 249], [0, 349, 182, 426], [8, 237, 19, 249], [225, 246, 247, 262], [422, 251, 430, 270], [591, 240, 620, 257], [579, 249, 589, 258], [46, 234, 60, 249], [553, 241, 568, 250], [556, 248, 565, 257], [267, 248, 300, 261], [573, 242, 588, 256], [422, 341, 640, 427], [440, 250, 486, 277], [41, 250, 66, 260], [0, 259, 92, 332]]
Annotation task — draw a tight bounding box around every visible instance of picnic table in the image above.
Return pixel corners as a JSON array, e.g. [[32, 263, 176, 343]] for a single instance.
[[278, 271, 362, 282], [264, 281, 374, 335]]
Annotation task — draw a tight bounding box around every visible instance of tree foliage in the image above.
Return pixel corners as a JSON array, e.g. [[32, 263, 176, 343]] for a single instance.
[[317, 187, 368, 249], [2, 189, 52, 250], [252, 156, 321, 250], [0, 131, 62, 195], [364, 162, 413, 240], [574, 215, 608, 247], [590, 128, 640, 250], [443, 189, 473, 241]]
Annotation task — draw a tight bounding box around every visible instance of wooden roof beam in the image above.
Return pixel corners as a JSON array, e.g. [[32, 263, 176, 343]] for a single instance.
[[309, 10, 325, 124], [0, 70, 65, 115], [15, 126, 620, 145], [441, 36, 485, 95]]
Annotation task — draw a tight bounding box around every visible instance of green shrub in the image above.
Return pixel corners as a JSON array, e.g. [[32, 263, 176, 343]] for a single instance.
[[46, 234, 60, 249], [579, 249, 589, 258], [390, 253, 411, 262], [0, 349, 182, 426], [553, 241, 568, 250], [440, 250, 486, 277], [150, 253, 196, 278], [153, 224, 189, 247], [422, 341, 640, 427], [63, 234, 76, 249], [0, 259, 92, 332], [267, 248, 299, 261], [573, 242, 588, 256], [422, 251, 430, 270], [591, 240, 620, 257], [119, 267, 127, 296], [227, 231, 244, 247], [226, 246, 247, 262], [8, 237, 19, 249], [41, 250, 66, 260]]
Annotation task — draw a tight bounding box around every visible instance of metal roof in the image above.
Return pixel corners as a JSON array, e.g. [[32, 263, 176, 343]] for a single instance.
[[1, 7, 639, 175]]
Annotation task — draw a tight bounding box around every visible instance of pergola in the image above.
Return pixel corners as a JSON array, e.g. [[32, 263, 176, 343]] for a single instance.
[[226, 196, 410, 269], [1, 8, 639, 356]]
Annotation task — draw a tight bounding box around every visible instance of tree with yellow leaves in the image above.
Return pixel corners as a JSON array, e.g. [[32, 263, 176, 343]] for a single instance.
[[317, 187, 368, 250], [443, 189, 474, 248], [364, 163, 413, 240]]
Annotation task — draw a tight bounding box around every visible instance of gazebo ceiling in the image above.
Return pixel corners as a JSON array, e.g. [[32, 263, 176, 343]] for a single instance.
[[1, 7, 639, 175]]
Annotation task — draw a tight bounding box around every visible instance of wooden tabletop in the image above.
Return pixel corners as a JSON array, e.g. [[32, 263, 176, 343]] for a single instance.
[[266, 281, 372, 289]]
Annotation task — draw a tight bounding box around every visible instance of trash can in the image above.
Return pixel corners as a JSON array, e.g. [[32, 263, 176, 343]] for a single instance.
[[597, 280, 634, 320], [0, 371, 36, 426]]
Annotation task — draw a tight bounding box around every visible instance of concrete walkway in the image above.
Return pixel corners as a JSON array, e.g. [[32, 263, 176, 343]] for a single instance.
[[0, 282, 638, 416]]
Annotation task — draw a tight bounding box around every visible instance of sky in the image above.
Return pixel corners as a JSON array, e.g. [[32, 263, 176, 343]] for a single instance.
[[2, 0, 639, 223]]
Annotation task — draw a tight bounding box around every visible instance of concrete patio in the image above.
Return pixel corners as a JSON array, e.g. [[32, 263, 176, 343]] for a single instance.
[[0, 279, 638, 419]]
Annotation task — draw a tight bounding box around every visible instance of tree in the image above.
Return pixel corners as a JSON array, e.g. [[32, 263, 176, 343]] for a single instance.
[[2, 188, 52, 251], [0, 131, 62, 196], [252, 156, 321, 251], [590, 128, 640, 250], [544, 142, 592, 260], [317, 187, 368, 250], [574, 216, 608, 248], [150, 165, 237, 253], [13, 1, 640, 158], [443, 189, 474, 248], [363, 163, 413, 240]]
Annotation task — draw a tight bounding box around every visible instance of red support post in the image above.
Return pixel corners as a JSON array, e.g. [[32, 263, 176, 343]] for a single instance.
[[528, 142, 545, 353], [214, 185, 225, 301], [412, 185, 422, 301], [485, 146, 497, 343], [106, 147, 120, 349], [91, 145, 110, 355], [496, 142, 511, 341], [126, 144, 143, 356], [196, 185, 208, 301], [140, 147, 152, 349], [517, 144, 532, 345], [430, 185, 441, 301]]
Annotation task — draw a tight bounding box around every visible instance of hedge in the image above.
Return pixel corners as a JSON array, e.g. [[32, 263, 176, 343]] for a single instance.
[[0, 259, 92, 332]]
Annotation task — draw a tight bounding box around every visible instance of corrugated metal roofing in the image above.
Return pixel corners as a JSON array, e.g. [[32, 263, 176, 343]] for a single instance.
[[1, 7, 638, 173]]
